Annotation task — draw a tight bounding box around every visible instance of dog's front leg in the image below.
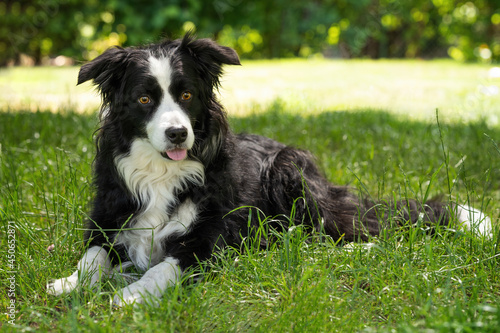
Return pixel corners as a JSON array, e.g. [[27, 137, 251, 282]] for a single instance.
[[113, 257, 181, 307], [47, 246, 111, 295]]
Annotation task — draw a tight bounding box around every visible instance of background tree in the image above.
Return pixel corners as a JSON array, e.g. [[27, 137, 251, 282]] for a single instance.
[[1, 0, 499, 66]]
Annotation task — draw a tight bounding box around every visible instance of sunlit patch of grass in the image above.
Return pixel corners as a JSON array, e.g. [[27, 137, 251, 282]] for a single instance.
[[222, 59, 500, 123], [0, 66, 96, 113], [2, 59, 500, 124]]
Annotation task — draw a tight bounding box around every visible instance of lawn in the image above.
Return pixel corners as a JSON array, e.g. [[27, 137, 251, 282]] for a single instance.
[[1, 60, 499, 332], [2, 59, 500, 122]]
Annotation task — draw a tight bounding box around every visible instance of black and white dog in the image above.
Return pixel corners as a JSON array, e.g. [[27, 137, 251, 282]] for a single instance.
[[47, 34, 492, 306]]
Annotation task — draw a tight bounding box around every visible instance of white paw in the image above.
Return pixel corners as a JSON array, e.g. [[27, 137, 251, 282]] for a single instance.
[[113, 258, 181, 307], [47, 271, 79, 295], [113, 280, 159, 307], [456, 204, 493, 237], [47, 246, 111, 297]]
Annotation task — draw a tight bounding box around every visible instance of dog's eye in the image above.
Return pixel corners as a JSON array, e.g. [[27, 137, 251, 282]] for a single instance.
[[181, 91, 192, 101], [138, 96, 151, 104]]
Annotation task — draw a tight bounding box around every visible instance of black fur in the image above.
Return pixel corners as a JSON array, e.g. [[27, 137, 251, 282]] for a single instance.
[[78, 34, 450, 273]]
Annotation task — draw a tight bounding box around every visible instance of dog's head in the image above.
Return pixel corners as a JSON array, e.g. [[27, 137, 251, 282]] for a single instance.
[[78, 34, 240, 162]]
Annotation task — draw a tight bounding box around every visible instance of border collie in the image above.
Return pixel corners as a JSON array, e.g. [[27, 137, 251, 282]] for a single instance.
[[47, 34, 492, 306]]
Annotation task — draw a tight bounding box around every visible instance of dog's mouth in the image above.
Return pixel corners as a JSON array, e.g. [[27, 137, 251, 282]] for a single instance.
[[161, 148, 188, 161]]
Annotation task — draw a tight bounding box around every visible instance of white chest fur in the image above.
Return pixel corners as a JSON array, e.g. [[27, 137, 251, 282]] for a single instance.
[[114, 139, 204, 270]]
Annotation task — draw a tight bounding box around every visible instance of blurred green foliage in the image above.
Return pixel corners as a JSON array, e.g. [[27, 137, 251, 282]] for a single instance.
[[1, 0, 499, 65]]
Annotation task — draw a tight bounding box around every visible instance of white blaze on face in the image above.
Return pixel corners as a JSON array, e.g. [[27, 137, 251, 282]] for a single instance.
[[146, 55, 194, 156]]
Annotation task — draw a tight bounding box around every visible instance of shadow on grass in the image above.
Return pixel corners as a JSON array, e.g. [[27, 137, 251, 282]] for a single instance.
[[231, 106, 499, 193], [2, 105, 499, 192]]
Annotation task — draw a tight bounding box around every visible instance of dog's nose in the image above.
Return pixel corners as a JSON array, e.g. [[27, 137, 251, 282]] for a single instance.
[[165, 126, 188, 144]]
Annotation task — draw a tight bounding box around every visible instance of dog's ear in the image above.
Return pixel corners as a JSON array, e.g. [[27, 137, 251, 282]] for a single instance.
[[181, 33, 240, 66], [180, 33, 240, 88], [77, 47, 129, 92]]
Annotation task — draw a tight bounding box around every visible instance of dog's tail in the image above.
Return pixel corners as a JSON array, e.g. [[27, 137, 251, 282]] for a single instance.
[[369, 199, 492, 238], [263, 147, 493, 242], [454, 204, 493, 237]]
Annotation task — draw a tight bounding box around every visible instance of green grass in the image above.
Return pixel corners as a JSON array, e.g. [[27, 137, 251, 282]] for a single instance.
[[1, 60, 500, 332], [2, 59, 500, 122]]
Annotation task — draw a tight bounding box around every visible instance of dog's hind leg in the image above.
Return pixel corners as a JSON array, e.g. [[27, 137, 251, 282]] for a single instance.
[[263, 147, 380, 242], [47, 246, 111, 295]]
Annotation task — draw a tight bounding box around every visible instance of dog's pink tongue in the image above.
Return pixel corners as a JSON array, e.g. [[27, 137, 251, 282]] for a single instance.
[[166, 149, 187, 161]]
